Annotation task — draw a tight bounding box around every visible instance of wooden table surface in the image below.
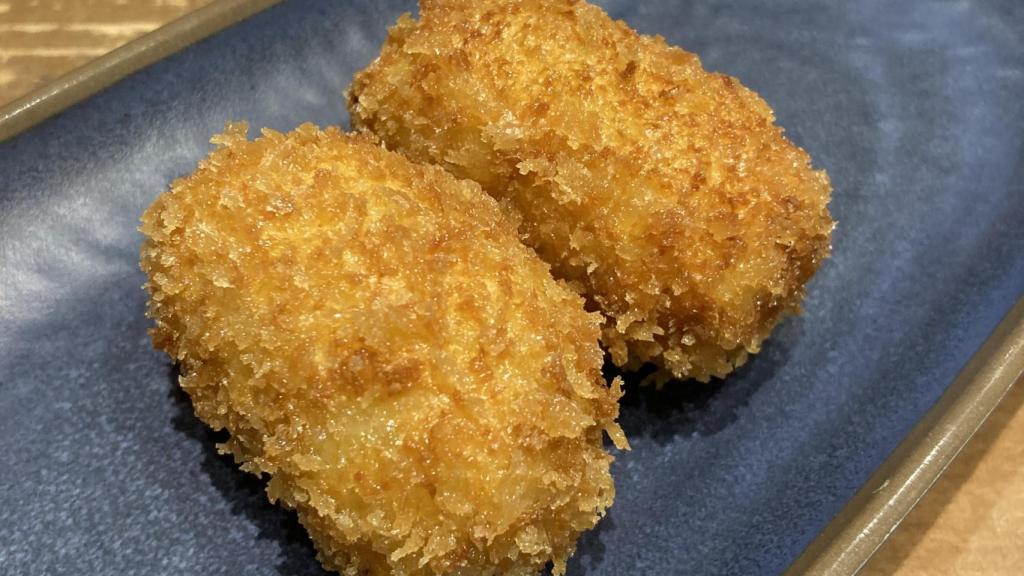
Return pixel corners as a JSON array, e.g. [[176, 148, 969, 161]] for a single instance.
[[2, 1, 1020, 574]]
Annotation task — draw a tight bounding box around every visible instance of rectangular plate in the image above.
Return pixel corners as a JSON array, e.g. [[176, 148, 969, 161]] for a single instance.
[[1, 1, 1022, 574]]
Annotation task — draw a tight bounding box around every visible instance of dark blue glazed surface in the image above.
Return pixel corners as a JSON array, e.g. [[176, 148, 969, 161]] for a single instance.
[[1, 1, 1022, 574]]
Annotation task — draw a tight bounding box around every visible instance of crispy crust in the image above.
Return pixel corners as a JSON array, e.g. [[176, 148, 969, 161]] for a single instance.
[[140, 123, 626, 575], [348, 0, 834, 381]]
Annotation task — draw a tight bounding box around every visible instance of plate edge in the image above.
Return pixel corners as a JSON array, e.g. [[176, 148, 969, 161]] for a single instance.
[[785, 297, 1024, 576], [0, 0, 283, 142]]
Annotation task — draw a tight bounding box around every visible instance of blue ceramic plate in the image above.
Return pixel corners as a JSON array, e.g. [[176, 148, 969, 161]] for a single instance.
[[1, 1, 1022, 575]]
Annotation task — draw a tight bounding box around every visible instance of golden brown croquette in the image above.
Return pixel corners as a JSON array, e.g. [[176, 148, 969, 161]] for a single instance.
[[140, 123, 626, 576], [348, 0, 834, 382]]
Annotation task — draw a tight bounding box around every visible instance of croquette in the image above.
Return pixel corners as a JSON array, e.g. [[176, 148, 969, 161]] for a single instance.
[[348, 0, 834, 382], [139, 123, 627, 576]]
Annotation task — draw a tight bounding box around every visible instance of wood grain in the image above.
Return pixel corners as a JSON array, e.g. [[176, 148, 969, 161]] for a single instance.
[[0, 0, 211, 103], [1, 1, 1020, 574]]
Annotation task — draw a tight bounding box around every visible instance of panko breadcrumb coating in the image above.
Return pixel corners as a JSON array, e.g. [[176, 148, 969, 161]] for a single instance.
[[140, 123, 626, 576], [348, 0, 834, 382]]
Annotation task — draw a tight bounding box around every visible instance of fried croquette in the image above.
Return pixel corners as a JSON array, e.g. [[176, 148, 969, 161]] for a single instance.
[[348, 0, 834, 382], [139, 123, 627, 576]]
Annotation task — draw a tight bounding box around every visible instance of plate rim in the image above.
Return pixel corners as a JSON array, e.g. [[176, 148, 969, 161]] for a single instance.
[[784, 299, 1024, 576], [1, 2, 1021, 574]]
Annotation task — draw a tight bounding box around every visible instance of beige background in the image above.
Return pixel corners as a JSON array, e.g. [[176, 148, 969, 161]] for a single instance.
[[2, 1, 1020, 574]]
